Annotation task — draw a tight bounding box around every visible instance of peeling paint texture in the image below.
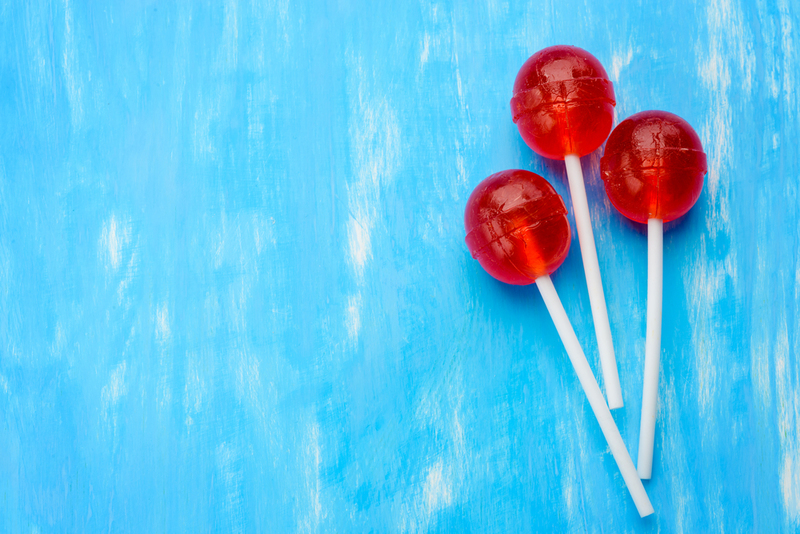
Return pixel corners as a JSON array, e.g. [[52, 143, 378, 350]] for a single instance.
[[0, 1, 798, 532]]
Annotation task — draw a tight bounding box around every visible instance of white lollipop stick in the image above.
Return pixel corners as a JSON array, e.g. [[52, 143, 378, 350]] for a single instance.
[[535, 275, 654, 517], [638, 218, 663, 479], [563, 154, 623, 409]]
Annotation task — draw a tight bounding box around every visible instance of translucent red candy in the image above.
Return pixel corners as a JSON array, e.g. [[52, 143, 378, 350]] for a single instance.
[[465, 170, 571, 285], [600, 110, 707, 223], [511, 45, 616, 160]]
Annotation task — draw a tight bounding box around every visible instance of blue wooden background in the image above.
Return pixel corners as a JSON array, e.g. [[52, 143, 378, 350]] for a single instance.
[[1, 1, 798, 532]]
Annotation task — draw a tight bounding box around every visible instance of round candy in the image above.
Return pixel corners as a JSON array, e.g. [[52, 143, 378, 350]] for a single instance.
[[465, 170, 571, 285], [600, 110, 707, 223], [511, 45, 616, 160]]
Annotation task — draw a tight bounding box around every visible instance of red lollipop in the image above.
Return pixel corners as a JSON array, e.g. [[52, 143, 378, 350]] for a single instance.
[[511, 46, 623, 409], [465, 170, 654, 517], [511, 46, 615, 159], [465, 170, 571, 284], [600, 110, 707, 479]]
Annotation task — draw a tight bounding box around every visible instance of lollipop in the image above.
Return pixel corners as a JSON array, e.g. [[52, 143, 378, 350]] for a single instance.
[[511, 45, 623, 409], [465, 169, 654, 517], [600, 110, 707, 479]]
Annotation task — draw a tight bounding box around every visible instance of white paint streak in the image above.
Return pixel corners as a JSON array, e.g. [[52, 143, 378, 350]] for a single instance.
[[423, 460, 453, 514], [50, 321, 66, 360], [689, 0, 751, 413], [98, 215, 139, 306], [750, 183, 773, 413], [235, 349, 261, 406], [782, 456, 800, 523], [686, 236, 724, 413], [559, 402, 586, 529], [214, 209, 228, 269], [62, 0, 83, 127], [252, 213, 276, 255], [450, 26, 470, 199], [183, 351, 205, 430], [611, 47, 633, 82], [778, 0, 796, 117], [400, 364, 470, 531], [347, 218, 371, 278], [344, 53, 401, 279], [100, 215, 131, 271], [344, 53, 401, 337], [101, 361, 128, 437], [23, 4, 51, 92], [299, 422, 323, 533], [751, 324, 772, 411], [420, 34, 431, 66], [117, 248, 139, 306], [699, 0, 754, 216], [218, 0, 239, 71], [156, 303, 171, 341], [454, 144, 467, 196], [156, 303, 172, 408], [345, 294, 361, 342], [193, 104, 218, 160], [750, 12, 799, 527], [775, 316, 800, 521]]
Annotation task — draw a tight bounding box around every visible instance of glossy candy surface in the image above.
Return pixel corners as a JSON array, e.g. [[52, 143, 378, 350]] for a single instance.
[[511, 45, 616, 160], [600, 110, 707, 223], [465, 170, 571, 285]]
